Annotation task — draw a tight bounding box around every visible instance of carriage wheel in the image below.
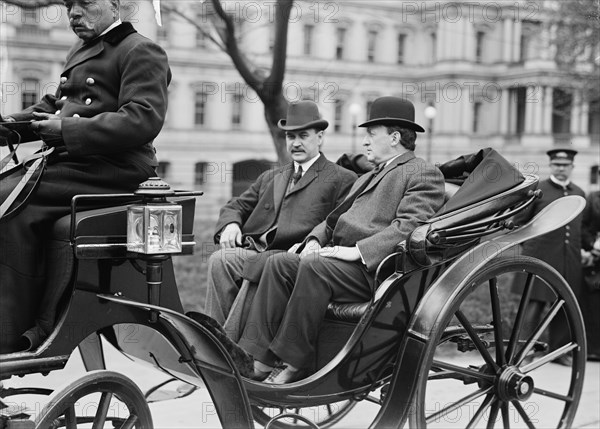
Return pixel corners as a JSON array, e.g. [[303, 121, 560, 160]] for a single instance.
[[251, 399, 357, 429], [34, 370, 153, 429], [410, 256, 585, 428]]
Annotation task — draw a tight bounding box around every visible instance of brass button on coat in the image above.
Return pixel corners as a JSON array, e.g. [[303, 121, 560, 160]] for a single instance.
[[86, 77, 95, 85], [85, 98, 92, 105]]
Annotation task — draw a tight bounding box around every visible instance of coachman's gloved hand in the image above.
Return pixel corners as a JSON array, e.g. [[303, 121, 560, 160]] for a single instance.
[[31, 112, 64, 147]]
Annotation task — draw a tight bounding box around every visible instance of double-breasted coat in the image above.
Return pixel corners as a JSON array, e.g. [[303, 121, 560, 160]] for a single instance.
[[0, 22, 171, 352], [513, 178, 585, 301]]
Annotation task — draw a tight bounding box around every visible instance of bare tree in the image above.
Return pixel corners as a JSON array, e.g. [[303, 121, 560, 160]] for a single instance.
[[1, 0, 294, 163]]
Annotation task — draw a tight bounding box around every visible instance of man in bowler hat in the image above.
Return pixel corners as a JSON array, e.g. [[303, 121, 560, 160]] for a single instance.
[[513, 148, 585, 365], [238, 96, 446, 383], [201, 101, 357, 326]]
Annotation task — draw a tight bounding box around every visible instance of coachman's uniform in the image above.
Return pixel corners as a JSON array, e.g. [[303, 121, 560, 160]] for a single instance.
[[0, 22, 171, 352]]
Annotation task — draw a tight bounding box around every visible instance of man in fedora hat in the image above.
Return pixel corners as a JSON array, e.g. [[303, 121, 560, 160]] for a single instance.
[[200, 100, 356, 326], [238, 96, 445, 383], [513, 147, 585, 365]]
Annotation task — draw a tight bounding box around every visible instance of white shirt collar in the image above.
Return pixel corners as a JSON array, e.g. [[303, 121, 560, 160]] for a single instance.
[[550, 174, 570, 188], [100, 19, 122, 37], [294, 153, 320, 175]]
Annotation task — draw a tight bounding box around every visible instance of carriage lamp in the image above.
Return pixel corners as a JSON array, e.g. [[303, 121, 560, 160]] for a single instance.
[[127, 177, 182, 254]]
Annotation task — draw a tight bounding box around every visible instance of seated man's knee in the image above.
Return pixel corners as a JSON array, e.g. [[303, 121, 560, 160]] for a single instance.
[[265, 252, 301, 274]]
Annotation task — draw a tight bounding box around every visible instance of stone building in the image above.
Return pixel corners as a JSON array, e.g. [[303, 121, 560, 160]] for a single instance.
[[1, 0, 598, 220]]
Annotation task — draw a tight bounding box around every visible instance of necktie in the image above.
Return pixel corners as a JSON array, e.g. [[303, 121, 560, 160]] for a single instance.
[[291, 166, 303, 188], [325, 163, 384, 232]]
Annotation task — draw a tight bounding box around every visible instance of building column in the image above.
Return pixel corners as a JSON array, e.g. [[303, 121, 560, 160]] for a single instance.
[[542, 86, 553, 135], [532, 86, 544, 134], [502, 19, 513, 62], [512, 20, 522, 62], [524, 86, 537, 133], [580, 99, 590, 135], [499, 88, 510, 134], [463, 20, 474, 61], [571, 90, 582, 135]]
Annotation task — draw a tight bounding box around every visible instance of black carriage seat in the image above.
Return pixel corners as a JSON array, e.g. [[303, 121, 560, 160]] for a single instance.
[[326, 148, 539, 323]]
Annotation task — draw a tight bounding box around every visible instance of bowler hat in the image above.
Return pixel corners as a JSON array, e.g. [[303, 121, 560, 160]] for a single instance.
[[359, 96, 425, 132], [277, 101, 329, 131], [547, 148, 577, 163]]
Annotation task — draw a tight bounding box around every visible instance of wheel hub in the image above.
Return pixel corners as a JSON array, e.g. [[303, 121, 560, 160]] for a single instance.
[[496, 366, 534, 401]]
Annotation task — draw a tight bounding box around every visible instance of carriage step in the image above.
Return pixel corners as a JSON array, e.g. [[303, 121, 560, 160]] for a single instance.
[[451, 335, 549, 353]]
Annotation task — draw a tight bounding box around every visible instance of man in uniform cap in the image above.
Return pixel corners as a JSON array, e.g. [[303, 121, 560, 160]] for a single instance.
[[513, 147, 585, 365], [238, 96, 445, 383], [200, 101, 356, 327]]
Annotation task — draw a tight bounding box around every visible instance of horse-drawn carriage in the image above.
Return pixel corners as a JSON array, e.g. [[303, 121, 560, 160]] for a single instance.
[[0, 148, 587, 428]]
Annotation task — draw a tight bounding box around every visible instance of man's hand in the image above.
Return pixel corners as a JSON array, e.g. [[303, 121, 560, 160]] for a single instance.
[[317, 245, 361, 262], [299, 239, 322, 259], [219, 223, 242, 248], [31, 112, 63, 145]]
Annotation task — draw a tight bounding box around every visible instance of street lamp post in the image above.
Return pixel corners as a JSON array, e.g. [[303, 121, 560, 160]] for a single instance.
[[424, 105, 437, 163], [349, 103, 362, 154]]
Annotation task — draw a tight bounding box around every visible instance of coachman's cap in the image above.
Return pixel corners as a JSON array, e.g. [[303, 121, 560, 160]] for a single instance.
[[547, 148, 577, 163], [358, 96, 425, 132], [277, 101, 329, 131]]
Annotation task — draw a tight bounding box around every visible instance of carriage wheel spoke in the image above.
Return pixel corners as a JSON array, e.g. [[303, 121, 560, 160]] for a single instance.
[[506, 273, 535, 363], [120, 415, 139, 429], [521, 343, 577, 373], [501, 402, 511, 429], [532, 386, 573, 403], [489, 277, 506, 366], [455, 310, 499, 371], [466, 393, 494, 429], [486, 399, 500, 429], [515, 300, 565, 366], [92, 391, 113, 429], [431, 360, 495, 382], [65, 405, 77, 429], [426, 386, 493, 424], [512, 401, 536, 429]]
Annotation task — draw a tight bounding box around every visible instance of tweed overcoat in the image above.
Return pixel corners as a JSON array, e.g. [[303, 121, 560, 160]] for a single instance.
[[309, 151, 446, 271]]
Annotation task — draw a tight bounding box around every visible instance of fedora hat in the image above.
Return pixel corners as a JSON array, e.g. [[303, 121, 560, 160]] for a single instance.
[[359, 96, 425, 132], [277, 101, 329, 131]]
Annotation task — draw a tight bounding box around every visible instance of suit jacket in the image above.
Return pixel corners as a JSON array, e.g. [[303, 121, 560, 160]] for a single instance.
[[215, 153, 357, 251], [514, 178, 585, 299], [10, 22, 171, 170], [309, 151, 445, 272]]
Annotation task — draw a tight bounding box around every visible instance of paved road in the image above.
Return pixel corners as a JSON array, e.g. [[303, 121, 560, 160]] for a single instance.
[[3, 342, 599, 428]]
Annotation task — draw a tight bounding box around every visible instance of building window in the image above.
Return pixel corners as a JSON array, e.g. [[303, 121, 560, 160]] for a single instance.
[[335, 27, 346, 60], [334, 99, 343, 133], [195, 162, 208, 186], [430, 32, 437, 63], [475, 31, 485, 63], [21, 79, 39, 110], [231, 93, 243, 128], [22, 8, 38, 25], [509, 87, 526, 135], [473, 102, 482, 133], [367, 30, 378, 62], [366, 100, 374, 118], [156, 161, 170, 179], [588, 98, 600, 138], [303, 24, 314, 55], [519, 34, 529, 62], [194, 91, 206, 126], [552, 88, 572, 135], [397, 33, 406, 64]]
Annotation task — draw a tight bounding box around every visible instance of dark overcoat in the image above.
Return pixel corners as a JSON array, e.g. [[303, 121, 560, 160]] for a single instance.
[[214, 153, 357, 252], [0, 22, 171, 352], [513, 178, 586, 301]]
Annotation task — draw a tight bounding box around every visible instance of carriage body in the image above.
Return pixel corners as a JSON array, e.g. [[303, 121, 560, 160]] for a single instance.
[[0, 150, 588, 429]]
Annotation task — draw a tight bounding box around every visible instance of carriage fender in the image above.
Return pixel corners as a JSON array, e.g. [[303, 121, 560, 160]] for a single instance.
[[368, 195, 585, 429], [98, 294, 254, 429]]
